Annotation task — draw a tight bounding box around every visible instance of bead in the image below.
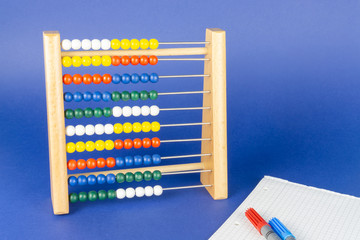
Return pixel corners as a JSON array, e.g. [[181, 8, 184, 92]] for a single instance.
[[68, 159, 77, 170], [78, 192, 88, 202], [121, 39, 130, 49], [62, 56, 72, 67], [116, 173, 125, 183], [102, 56, 112, 66], [123, 122, 132, 133], [65, 125, 75, 136], [77, 159, 86, 170], [91, 39, 101, 50], [143, 170, 152, 181], [87, 158, 97, 169], [102, 91, 111, 102], [72, 92, 82, 102], [133, 138, 142, 149], [72, 56, 82, 67], [71, 39, 81, 50], [66, 142, 76, 153], [112, 56, 121, 66], [116, 157, 125, 167], [75, 125, 85, 136], [94, 108, 103, 117], [142, 138, 151, 148], [125, 156, 133, 166], [142, 122, 151, 133], [130, 56, 139, 65], [106, 174, 116, 184], [140, 55, 149, 65], [140, 39, 149, 49], [152, 170, 162, 180], [140, 73, 149, 83], [152, 154, 161, 165], [65, 109, 74, 119], [149, 90, 158, 100], [141, 106, 150, 116], [132, 122, 142, 133], [81, 39, 91, 50], [131, 73, 140, 83], [61, 39, 71, 50], [87, 175, 97, 185], [85, 141, 95, 152], [95, 124, 105, 135], [130, 39, 140, 49], [144, 186, 154, 197], [122, 106, 132, 117], [152, 137, 161, 148], [151, 122, 161, 132], [134, 172, 143, 182], [121, 55, 130, 65], [132, 106, 141, 117], [150, 105, 160, 116], [83, 74, 93, 84], [63, 74, 72, 85], [105, 140, 114, 150], [121, 91, 130, 101], [83, 92, 92, 101], [125, 172, 134, 182], [138, 91, 147, 101], [106, 157, 116, 168], [112, 106, 122, 117], [84, 108, 93, 118], [153, 185, 163, 196], [143, 155, 152, 165], [104, 124, 114, 134], [95, 140, 105, 151], [97, 174, 106, 184], [124, 139, 133, 149], [111, 39, 121, 49], [103, 107, 112, 117], [93, 74, 102, 84], [73, 108, 83, 118], [112, 74, 121, 84], [114, 139, 124, 149], [88, 191, 98, 201], [122, 74, 131, 84], [73, 74, 83, 84], [76, 141, 85, 152], [111, 91, 121, 102], [116, 188, 126, 199], [82, 56, 92, 66], [149, 55, 158, 65], [85, 124, 95, 135], [69, 193, 78, 203], [68, 176, 77, 186], [125, 188, 136, 198], [149, 39, 159, 49], [108, 189, 116, 200], [114, 123, 123, 134], [101, 39, 111, 50], [102, 74, 112, 84], [135, 187, 145, 197], [78, 175, 87, 185], [150, 73, 159, 83], [92, 56, 102, 66], [131, 91, 140, 101], [134, 155, 143, 166]]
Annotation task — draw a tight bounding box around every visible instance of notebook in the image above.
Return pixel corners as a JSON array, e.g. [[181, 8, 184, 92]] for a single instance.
[[210, 176, 360, 240]]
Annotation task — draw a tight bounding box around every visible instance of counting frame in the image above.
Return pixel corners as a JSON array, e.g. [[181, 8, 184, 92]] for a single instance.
[[43, 28, 227, 215]]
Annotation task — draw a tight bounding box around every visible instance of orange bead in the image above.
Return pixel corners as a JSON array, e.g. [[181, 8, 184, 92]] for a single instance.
[[87, 158, 97, 169], [142, 138, 152, 148], [97, 158, 106, 168], [130, 56, 139, 65], [73, 74, 83, 84], [139, 55, 149, 65], [67, 159, 77, 170], [124, 139, 133, 149], [133, 138, 142, 149], [83, 74, 93, 85], [77, 159, 87, 170], [121, 56, 130, 66], [149, 55, 158, 65], [114, 139, 124, 149], [106, 157, 116, 168], [103, 74, 112, 84], [93, 74, 102, 84], [152, 137, 161, 148], [63, 74, 73, 85], [112, 56, 121, 66]]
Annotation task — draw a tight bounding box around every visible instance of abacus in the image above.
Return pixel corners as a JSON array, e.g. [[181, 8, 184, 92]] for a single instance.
[[43, 28, 227, 215]]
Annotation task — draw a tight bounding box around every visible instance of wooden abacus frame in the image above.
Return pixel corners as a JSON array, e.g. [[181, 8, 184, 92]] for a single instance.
[[43, 28, 227, 215]]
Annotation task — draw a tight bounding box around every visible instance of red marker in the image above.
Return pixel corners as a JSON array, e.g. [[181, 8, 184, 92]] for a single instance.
[[245, 208, 281, 240]]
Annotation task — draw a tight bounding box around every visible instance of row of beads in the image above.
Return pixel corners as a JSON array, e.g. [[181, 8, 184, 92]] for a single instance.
[[62, 55, 158, 67], [66, 121, 160, 137], [65, 105, 160, 119], [68, 170, 162, 186], [66, 137, 161, 153], [63, 73, 159, 85], [69, 185, 163, 203], [62, 39, 159, 51], [67, 154, 161, 170], [64, 90, 158, 102]]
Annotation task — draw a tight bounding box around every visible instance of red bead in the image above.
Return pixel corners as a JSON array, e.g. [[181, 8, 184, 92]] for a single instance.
[[97, 158, 106, 168], [114, 139, 124, 149], [83, 74, 93, 84], [106, 157, 116, 168], [77, 159, 87, 170], [63, 74, 73, 85], [124, 139, 133, 149], [130, 56, 139, 65], [152, 137, 161, 148], [102, 74, 112, 84], [149, 55, 158, 65], [139, 55, 149, 65], [93, 74, 102, 84], [67, 159, 77, 170], [73, 74, 83, 84], [111, 56, 121, 66], [133, 138, 142, 149], [121, 56, 130, 66], [142, 138, 152, 148], [87, 158, 97, 169]]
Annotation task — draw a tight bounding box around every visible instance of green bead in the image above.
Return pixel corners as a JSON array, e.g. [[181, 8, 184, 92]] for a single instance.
[[125, 172, 134, 182], [78, 192, 88, 202], [131, 91, 140, 101], [94, 108, 103, 118], [140, 91, 149, 100], [149, 90, 158, 100], [84, 108, 94, 118], [65, 109, 74, 119], [88, 191, 98, 201], [143, 171, 152, 181], [134, 172, 143, 182], [69, 193, 78, 203], [74, 108, 84, 119], [107, 190, 116, 200], [98, 190, 107, 200], [103, 107, 112, 117], [116, 173, 125, 183], [121, 91, 130, 101], [152, 170, 162, 180], [111, 91, 121, 101]]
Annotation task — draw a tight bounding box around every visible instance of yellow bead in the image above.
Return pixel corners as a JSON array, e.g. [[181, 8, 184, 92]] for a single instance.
[[111, 39, 121, 49], [95, 140, 105, 151], [62, 56, 72, 67], [105, 140, 114, 150], [123, 122, 133, 133], [140, 39, 149, 49], [92, 56, 102, 66], [114, 123, 123, 134], [130, 39, 140, 49], [142, 122, 151, 132], [66, 142, 76, 153], [151, 121, 161, 132], [72, 56, 82, 67], [85, 141, 95, 152], [82, 56, 92, 66], [102, 55, 112, 66], [76, 141, 86, 152], [149, 39, 159, 49], [121, 39, 130, 49], [132, 122, 142, 133]]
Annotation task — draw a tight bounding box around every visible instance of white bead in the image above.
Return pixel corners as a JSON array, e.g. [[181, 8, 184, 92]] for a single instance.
[[132, 106, 141, 117], [81, 39, 91, 50], [112, 106, 122, 117], [104, 124, 114, 134], [122, 106, 132, 117], [153, 185, 163, 196], [141, 106, 150, 116], [91, 39, 101, 50], [101, 39, 111, 50], [95, 124, 105, 135], [85, 124, 95, 135], [61, 39, 72, 50], [116, 188, 126, 199], [125, 188, 136, 198], [135, 187, 145, 198], [65, 125, 75, 136], [144, 186, 154, 197], [75, 125, 85, 136], [150, 105, 160, 116], [71, 39, 81, 50]]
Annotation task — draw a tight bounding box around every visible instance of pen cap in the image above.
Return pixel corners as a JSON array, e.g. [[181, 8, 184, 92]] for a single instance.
[[269, 218, 296, 240], [245, 208, 269, 233]]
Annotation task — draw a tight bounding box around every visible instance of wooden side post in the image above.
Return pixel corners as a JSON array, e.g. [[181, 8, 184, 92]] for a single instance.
[[201, 28, 228, 199], [43, 31, 69, 215]]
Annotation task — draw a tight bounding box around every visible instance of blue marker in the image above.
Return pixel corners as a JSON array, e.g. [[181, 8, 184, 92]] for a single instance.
[[269, 218, 296, 240]]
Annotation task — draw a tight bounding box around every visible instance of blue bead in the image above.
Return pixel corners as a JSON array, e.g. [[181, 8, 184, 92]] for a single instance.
[[78, 175, 87, 185], [150, 73, 159, 83], [68, 176, 77, 186], [93, 91, 102, 102], [83, 92, 92, 101], [143, 155, 152, 165], [125, 156, 134, 166], [106, 174, 116, 184], [140, 73, 149, 83], [87, 175, 97, 185], [112, 74, 121, 84], [131, 73, 140, 83], [122, 74, 131, 84], [73, 92, 83, 102], [64, 92, 73, 102], [116, 157, 125, 167], [97, 174, 106, 184], [152, 154, 161, 165], [102, 91, 111, 102], [134, 155, 143, 166]]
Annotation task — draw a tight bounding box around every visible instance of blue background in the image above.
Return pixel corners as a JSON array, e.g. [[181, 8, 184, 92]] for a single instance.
[[1, 0, 359, 239]]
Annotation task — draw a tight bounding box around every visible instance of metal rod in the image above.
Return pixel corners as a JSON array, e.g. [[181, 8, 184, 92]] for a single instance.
[[160, 122, 210, 127], [163, 184, 212, 191], [162, 170, 211, 176], [159, 42, 209, 45], [160, 107, 210, 111], [161, 153, 211, 160], [158, 58, 209, 61], [158, 91, 210, 96], [159, 74, 209, 78], [160, 138, 211, 143]]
